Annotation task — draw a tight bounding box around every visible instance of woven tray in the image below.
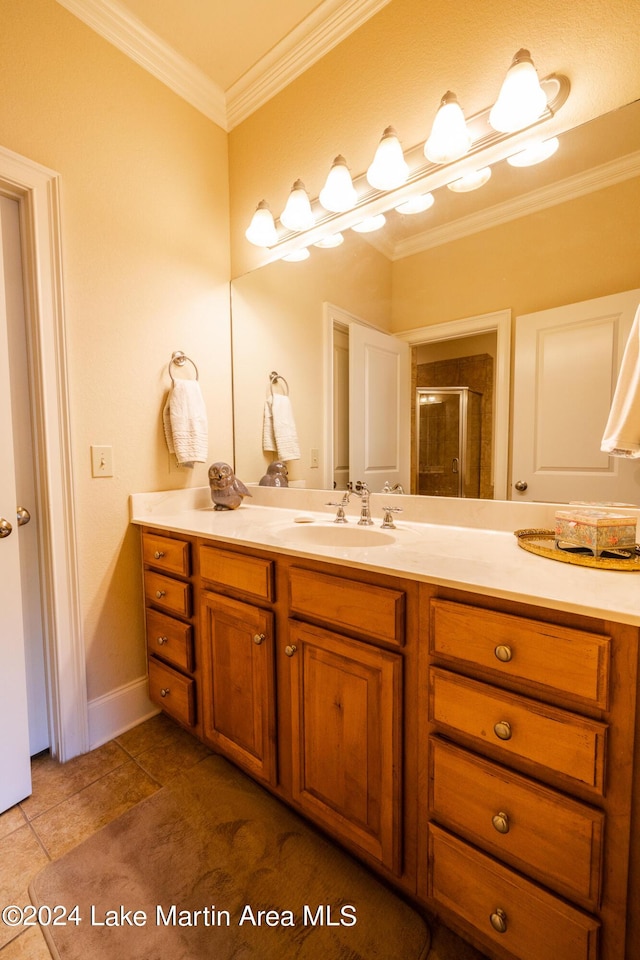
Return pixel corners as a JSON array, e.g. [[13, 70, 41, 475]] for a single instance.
[[514, 529, 640, 571]]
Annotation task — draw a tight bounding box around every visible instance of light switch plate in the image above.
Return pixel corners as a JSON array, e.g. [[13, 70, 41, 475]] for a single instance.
[[91, 445, 113, 477]]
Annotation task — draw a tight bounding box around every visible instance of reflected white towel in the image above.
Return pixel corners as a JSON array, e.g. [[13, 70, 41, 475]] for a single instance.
[[601, 304, 640, 458], [262, 399, 276, 452], [163, 380, 208, 466], [263, 394, 300, 461]]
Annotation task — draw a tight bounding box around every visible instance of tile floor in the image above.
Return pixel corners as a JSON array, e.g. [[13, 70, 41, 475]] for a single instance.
[[0, 714, 486, 959]]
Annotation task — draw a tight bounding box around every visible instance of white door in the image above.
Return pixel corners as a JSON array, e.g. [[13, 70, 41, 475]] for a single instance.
[[349, 322, 410, 493], [512, 289, 640, 503], [0, 198, 32, 813]]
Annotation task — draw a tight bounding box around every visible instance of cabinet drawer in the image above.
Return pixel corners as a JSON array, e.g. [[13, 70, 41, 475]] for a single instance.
[[427, 824, 599, 960], [289, 567, 405, 646], [145, 608, 194, 673], [200, 545, 274, 601], [429, 668, 607, 792], [430, 600, 610, 709], [144, 570, 191, 618], [429, 738, 604, 909], [142, 532, 190, 577], [148, 658, 196, 727]]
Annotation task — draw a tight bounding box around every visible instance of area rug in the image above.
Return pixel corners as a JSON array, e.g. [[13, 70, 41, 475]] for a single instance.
[[30, 753, 430, 959]]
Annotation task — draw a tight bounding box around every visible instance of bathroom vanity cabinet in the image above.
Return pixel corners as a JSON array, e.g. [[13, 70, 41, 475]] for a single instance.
[[139, 524, 639, 960]]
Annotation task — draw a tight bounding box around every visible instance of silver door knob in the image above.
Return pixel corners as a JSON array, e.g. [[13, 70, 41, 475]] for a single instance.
[[514, 480, 528, 491], [17, 506, 31, 526], [0, 518, 12, 538]]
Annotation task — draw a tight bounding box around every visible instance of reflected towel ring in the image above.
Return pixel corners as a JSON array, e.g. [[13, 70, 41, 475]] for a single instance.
[[269, 371, 289, 395], [169, 350, 199, 382]]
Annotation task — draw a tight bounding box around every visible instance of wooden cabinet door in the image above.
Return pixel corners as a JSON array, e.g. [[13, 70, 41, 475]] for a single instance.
[[201, 592, 276, 785], [287, 619, 402, 874]]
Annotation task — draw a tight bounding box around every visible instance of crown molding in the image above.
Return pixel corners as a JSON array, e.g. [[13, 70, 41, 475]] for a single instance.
[[389, 150, 640, 260], [56, 0, 391, 131]]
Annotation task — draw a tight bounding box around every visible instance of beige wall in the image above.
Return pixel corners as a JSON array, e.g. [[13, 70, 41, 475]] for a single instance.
[[0, 0, 232, 703]]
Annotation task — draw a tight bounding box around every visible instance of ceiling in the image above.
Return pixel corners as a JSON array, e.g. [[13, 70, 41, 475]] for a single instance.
[[55, 0, 391, 129]]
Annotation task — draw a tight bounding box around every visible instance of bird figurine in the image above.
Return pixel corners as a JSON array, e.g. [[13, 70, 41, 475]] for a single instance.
[[208, 461, 252, 510], [259, 461, 289, 487]]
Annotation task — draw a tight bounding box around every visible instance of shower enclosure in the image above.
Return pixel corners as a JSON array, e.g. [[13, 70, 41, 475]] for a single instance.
[[416, 387, 482, 497]]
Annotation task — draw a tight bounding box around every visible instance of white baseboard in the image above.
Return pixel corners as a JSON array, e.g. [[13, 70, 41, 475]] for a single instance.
[[88, 675, 159, 750]]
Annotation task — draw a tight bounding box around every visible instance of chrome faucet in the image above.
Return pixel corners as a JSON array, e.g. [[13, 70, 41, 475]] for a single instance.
[[326, 491, 350, 523], [381, 480, 405, 495], [351, 481, 373, 525]]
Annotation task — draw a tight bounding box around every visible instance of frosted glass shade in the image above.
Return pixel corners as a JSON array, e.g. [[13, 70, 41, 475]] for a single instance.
[[319, 155, 358, 212], [367, 127, 409, 191], [351, 214, 386, 233], [489, 49, 548, 133], [280, 179, 314, 231], [507, 137, 559, 167], [395, 193, 434, 214], [425, 92, 471, 164], [245, 200, 278, 247], [314, 233, 344, 248], [447, 167, 492, 192], [282, 247, 310, 262]]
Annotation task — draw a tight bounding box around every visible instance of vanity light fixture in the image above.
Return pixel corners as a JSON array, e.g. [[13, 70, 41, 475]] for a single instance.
[[489, 49, 548, 133], [319, 155, 358, 212], [447, 167, 492, 192], [366, 126, 410, 191], [280, 179, 315, 231], [245, 200, 278, 247], [313, 233, 344, 248], [424, 91, 471, 164], [507, 136, 559, 167], [395, 192, 435, 214], [282, 247, 310, 261], [351, 213, 387, 233]]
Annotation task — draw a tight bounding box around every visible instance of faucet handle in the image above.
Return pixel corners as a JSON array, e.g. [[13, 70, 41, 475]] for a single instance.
[[381, 506, 402, 529], [326, 500, 349, 523]]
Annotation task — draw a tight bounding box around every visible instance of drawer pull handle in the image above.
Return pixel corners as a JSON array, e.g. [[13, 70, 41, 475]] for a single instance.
[[156, 590, 166, 599], [492, 811, 510, 834], [489, 908, 507, 934], [253, 633, 266, 645], [493, 720, 512, 741], [285, 644, 297, 658], [154, 550, 165, 559], [156, 636, 168, 646], [494, 644, 512, 663], [160, 687, 170, 698]]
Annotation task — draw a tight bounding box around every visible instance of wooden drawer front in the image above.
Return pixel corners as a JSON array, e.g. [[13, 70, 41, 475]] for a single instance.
[[429, 668, 607, 792], [429, 738, 604, 909], [430, 599, 610, 709], [146, 608, 194, 673], [142, 532, 190, 577], [144, 570, 191, 618], [427, 824, 599, 960], [200, 545, 274, 601], [148, 658, 196, 727], [289, 567, 405, 646]]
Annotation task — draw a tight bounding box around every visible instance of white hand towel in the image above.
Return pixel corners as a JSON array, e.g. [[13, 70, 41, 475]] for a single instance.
[[601, 304, 640, 458], [163, 380, 208, 466], [272, 393, 300, 461], [262, 399, 277, 452]]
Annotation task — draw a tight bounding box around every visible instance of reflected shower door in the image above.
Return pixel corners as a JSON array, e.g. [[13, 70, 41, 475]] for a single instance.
[[416, 388, 481, 497]]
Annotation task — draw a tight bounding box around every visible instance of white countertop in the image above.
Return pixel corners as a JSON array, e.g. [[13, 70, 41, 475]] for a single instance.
[[130, 486, 639, 627]]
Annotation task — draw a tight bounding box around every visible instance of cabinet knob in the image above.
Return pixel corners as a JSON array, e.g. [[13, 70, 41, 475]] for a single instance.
[[156, 590, 166, 599], [156, 636, 167, 646], [489, 907, 508, 934], [493, 720, 512, 741], [154, 550, 165, 559], [160, 687, 170, 698], [494, 644, 512, 663], [285, 644, 297, 657], [253, 633, 266, 645], [492, 811, 510, 834]]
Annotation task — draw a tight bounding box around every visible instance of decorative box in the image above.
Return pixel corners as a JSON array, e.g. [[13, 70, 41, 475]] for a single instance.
[[554, 508, 637, 557]]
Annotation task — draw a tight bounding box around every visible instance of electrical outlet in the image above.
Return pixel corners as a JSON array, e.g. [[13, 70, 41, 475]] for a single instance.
[[310, 447, 319, 468], [91, 445, 113, 477]]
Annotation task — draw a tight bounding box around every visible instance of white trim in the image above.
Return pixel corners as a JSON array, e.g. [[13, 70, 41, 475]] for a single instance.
[[88, 675, 158, 750], [0, 145, 88, 762], [55, 0, 391, 130], [397, 310, 512, 500]]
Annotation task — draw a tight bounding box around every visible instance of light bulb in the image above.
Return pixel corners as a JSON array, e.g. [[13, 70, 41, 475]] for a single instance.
[[366, 126, 409, 191], [351, 214, 386, 234], [319, 155, 358, 213], [314, 233, 344, 248], [281, 247, 310, 262], [424, 91, 471, 164], [245, 200, 278, 247], [395, 193, 435, 215], [507, 137, 559, 167], [447, 167, 492, 192], [280, 179, 314, 232], [489, 49, 548, 133]]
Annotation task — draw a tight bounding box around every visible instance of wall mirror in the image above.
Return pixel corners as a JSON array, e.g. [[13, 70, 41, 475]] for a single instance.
[[230, 98, 640, 505]]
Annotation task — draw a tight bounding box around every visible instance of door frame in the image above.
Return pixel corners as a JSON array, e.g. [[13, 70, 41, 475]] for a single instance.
[[1, 145, 88, 761]]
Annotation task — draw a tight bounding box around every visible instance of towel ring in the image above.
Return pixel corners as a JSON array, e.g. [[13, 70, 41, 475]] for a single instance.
[[269, 371, 289, 396], [169, 351, 199, 382]]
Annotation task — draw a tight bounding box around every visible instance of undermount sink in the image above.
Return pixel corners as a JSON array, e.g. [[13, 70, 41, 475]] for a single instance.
[[271, 522, 397, 548]]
